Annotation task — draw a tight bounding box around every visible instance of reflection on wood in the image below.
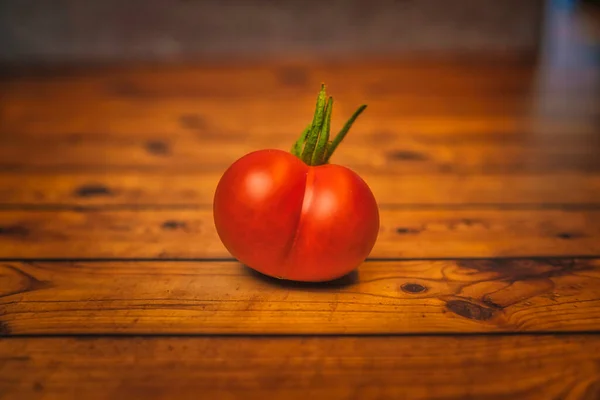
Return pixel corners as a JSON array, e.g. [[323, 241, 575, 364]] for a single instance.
[[1, 9, 599, 395], [2, 131, 600, 174], [1, 172, 599, 206], [1, 259, 600, 335], [0, 209, 598, 259], [2, 334, 598, 400]]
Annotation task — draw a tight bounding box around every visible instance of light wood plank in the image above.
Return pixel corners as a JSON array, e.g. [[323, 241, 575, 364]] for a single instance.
[[0, 209, 598, 259], [2, 259, 600, 335], [2, 335, 600, 400]]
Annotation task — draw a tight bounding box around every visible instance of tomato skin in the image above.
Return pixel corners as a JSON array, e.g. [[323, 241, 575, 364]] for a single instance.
[[213, 149, 308, 275], [213, 148, 379, 282]]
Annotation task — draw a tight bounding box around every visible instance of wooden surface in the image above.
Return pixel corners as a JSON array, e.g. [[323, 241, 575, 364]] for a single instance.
[[2, 30, 600, 399], [2, 259, 600, 335], [2, 335, 600, 400], [0, 209, 599, 259]]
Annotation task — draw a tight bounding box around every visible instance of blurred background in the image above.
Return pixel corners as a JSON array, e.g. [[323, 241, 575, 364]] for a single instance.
[[0, 1, 545, 64], [0, 0, 596, 66], [0, 0, 598, 181]]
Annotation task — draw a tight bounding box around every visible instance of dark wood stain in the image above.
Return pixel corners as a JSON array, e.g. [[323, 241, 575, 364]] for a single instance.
[[0, 321, 10, 336], [179, 114, 208, 131], [401, 283, 428, 293], [387, 150, 428, 161], [145, 141, 170, 156], [460, 219, 484, 226], [396, 227, 421, 235], [75, 184, 112, 197], [161, 220, 187, 230], [33, 382, 44, 392], [457, 258, 593, 283], [556, 232, 584, 240], [481, 296, 504, 310], [0, 264, 53, 298], [0, 356, 31, 362], [0, 225, 29, 237], [446, 299, 495, 321]]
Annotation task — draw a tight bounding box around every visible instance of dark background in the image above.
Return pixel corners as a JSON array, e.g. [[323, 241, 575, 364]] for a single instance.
[[0, 0, 548, 64]]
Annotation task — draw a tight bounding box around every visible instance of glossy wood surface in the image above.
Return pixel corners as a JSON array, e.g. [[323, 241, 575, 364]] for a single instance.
[[2, 259, 600, 335], [0, 209, 599, 259], [1, 16, 600, 396], [3, 335, 600, 400]]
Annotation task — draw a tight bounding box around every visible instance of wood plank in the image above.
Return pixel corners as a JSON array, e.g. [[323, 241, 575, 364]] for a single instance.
[[2, 335, 600, 400], [0, 62, 544, 101], [1, 62, 596, 125], [1, 60, 595, 101], [2, 62, 598, 177], [0, 209, 598, 259], [1, 171, 600, 206], [2, 258, 600, 335], [2, 129, 600, 174], [2, 93, 597, 136], [2, 62, 596, 143]]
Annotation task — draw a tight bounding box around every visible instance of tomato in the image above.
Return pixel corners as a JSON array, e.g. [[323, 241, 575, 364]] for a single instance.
[[213, 85, 380, 282]]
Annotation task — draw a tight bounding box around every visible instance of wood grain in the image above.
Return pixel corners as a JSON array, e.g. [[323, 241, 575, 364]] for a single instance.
[[0, 62, 544, 101], [1, 171, 599, 207], [1, 60, 594, 101], [1, 62, 598, 175], [1, 14, 599, 399], [2, 128, 600, 174], [2, 258, 600, 335], [2, 335, 600, 400], [2, 62, 596, 143], [0, 209, 598, 259]]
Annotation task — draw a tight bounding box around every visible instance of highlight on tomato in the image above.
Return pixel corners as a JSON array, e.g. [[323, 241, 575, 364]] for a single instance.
[[213, 84, 380, 282]]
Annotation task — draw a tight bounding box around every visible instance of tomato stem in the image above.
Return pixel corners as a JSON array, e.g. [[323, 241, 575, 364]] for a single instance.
[[311, 96, 332, 165], [323, 104, 367, 164], [291, 124, 311, 157], [291, 84, 367, 166], [299, 84, 326, 164]]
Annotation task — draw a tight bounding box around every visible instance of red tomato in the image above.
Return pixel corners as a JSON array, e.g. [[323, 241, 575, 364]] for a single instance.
[[213, 85, 380, 282], [213, 149, 379, 282]]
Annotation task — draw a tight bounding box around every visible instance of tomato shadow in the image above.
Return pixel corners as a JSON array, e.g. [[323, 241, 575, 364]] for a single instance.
[[242, 265, 359, 290]]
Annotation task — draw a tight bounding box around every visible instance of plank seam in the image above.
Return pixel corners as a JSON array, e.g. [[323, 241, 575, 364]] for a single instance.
[[3, 331, 600, 339], [0, 255, 599, 262], [2, 203, 600, 211]]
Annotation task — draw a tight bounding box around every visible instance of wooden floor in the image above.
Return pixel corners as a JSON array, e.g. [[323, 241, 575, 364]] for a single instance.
[[2, 8, 600, 397]]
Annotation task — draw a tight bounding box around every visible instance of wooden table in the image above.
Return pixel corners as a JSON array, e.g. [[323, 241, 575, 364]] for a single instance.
[[1, 58, 600, 399]]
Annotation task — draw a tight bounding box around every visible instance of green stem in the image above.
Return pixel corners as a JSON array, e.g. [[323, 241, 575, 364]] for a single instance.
[[300, 84, 327, 164], [291, 84, 366, 166], [291, 124, 311, 157], [311, 96, 333, 165], [323, 104, 367, 163]]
